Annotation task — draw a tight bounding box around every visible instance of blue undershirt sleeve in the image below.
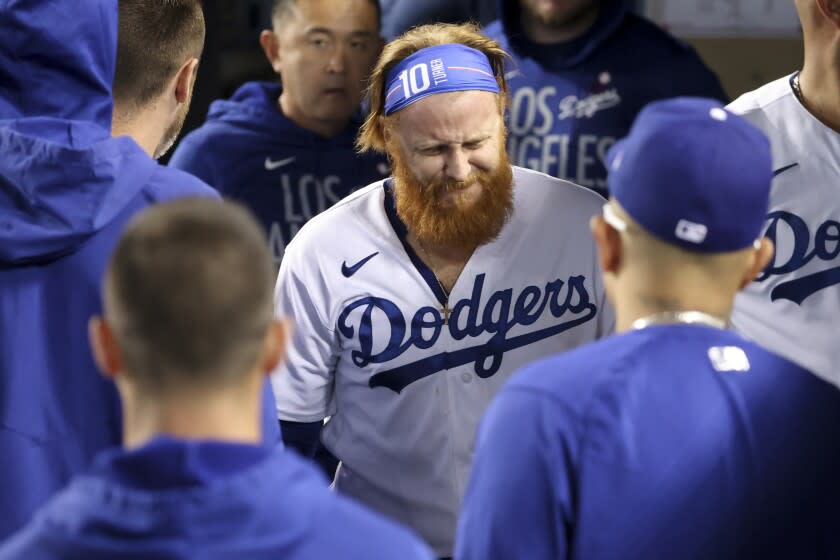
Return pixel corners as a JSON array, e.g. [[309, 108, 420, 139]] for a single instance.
[[280, 420, 340, 480], [260, 381, 281, 446]]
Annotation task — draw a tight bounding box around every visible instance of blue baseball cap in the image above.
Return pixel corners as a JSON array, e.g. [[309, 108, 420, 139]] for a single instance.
[[605, 97, 773, 253]]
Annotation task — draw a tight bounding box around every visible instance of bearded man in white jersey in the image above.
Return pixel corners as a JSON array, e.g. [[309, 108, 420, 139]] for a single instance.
[[727, 0, 840, 386], [271, 22, 613, 558]]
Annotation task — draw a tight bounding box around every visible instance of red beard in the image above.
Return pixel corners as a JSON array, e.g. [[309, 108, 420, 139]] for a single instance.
[[389, 142, 514, 251]]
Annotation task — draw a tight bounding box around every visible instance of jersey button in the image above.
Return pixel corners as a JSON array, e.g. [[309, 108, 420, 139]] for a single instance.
[[461, 372, 472, 384]]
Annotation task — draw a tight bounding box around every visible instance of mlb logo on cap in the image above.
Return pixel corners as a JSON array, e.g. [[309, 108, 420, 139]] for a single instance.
[[675, 220, 708, 244], [605, 97, 774, 253]]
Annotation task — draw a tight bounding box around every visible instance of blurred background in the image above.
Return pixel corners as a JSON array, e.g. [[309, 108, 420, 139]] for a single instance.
[[177, 0, 802, 160]]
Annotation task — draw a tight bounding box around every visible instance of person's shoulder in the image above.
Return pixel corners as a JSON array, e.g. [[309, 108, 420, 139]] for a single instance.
[[512, 165, 605, 213], [605, 14, 726, 100], [727, 75, 794, 119], [737, 334, 840, 389], [513, 165, 603, 196], [292, 179, 385, 233], [283, 180, 386, 259], [313, 492, 435, 559], [619, 14, 704, 60], [172, 86, 290, 157], [726, 75, 799, 151], [720, 334, 840, 442], [477, 334, 652, 456], [174, 122, 215, 149], [0, 472, 107, 560], [504, 332, 646, 407], [263, 446, 331, 490], [271, 450, 434, 559], [143, 163, 220, 202], [172, 117, 261, 157]]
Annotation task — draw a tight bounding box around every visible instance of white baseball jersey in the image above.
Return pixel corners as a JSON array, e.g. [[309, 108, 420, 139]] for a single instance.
[[728, 75, 840, 386], [272, 166, 614, 555]]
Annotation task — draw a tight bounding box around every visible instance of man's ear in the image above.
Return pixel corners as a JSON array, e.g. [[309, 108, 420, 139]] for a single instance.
[[739, 237, 775, 290], [817, 0, 840, 28], [260, 319, 293, 376], [174, 57, 199, 105], [259, 29, 282, 74], [590, 214, 623, 277], [88, 317, 123, 381]]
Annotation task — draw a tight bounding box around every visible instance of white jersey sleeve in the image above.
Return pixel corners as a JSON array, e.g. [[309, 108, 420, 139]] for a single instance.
[[272, 231, 340, 422]]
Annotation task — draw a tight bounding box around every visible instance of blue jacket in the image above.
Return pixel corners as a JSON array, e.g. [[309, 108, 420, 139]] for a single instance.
[[380, 0, 498, 40], [0, 0, 278, 539], [169, 82, 390, 265], [0, 437, 435, 560], [456, 325, 840, 559], [484, 0, 727, 196]]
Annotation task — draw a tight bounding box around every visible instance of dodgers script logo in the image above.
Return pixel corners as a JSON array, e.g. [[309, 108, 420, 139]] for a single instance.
[[506, 88, 619, 191], [757, 211, 840, 304], [337, 273, 597, 393], [557, 90, 622, 120]]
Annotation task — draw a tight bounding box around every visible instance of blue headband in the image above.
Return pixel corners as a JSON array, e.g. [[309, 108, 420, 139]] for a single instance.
[[383, 44, 500, 116]]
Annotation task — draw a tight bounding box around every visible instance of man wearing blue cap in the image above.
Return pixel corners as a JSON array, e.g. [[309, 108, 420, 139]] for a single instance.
[[455, 98, 840, 559], [271, 22, 613, 557]]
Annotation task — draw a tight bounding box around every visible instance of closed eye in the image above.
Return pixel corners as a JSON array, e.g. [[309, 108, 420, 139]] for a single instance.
[[463, 140, 486, 150], [417, 146, 445, 156]]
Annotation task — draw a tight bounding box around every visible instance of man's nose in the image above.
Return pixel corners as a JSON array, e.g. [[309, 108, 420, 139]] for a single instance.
[[445, 148, 471, 182], [326, 43, 346, 74]]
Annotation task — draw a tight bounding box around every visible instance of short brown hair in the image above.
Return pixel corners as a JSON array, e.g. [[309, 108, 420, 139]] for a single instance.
[[104, 198, 275, 392], [272, 0, 382, 29], [357, 22, 510, 153], [113, 0, 205, 107]]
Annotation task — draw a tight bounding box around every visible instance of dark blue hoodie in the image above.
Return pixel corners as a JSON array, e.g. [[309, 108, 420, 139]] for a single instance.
[[0, 0, 278, 539], [0, 437, 434, 560], [484, 0, 727, 196], [380, 0, 498, 40], [169, 82, 390, 266]]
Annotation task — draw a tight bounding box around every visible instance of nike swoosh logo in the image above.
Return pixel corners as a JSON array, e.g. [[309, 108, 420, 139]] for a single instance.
[[342, 252, 379, 278], [773, 162, 798, 177], [264, 156, 296, 171]]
